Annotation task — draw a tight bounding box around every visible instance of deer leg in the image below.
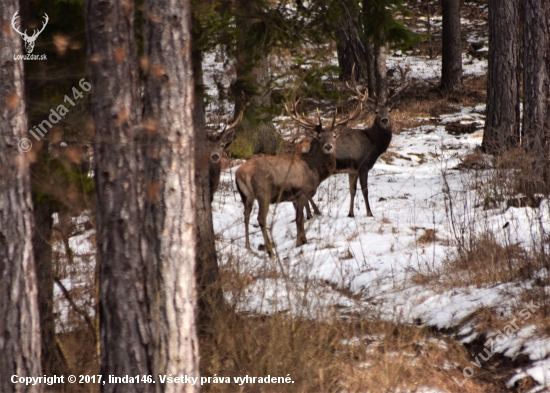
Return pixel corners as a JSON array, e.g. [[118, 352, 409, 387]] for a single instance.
[[243, 197, 253, 250], [309, 198, 322, 216], [348, 173, 359, 217], [295, 199, 308, 246], [358, 169, 373, 217], [305, 202, 313, 220], [257, 199, 273, 255]]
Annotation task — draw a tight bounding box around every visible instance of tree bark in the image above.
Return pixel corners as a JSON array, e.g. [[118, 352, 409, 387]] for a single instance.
[[84, 0, 152, 388], [441, 0, 463, 91], [86, 0, 200, 388], [142, 0, 200, 387], [374, 42, 388, 103], [231, 0, 282, 157], [365, 40, 377, 97], [483, 0, 521, 154], [0, 0, 43, 391], [336, 0, 368, 83], [32, 198, 69, 376], [192, 30, 225, 328], [523, 0, 550, 192]]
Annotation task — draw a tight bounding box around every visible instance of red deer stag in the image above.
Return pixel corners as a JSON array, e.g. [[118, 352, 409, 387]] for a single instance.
[[206, 111, 243, 202], [236, 95, 366, 255], [304, 65, 410, 218]]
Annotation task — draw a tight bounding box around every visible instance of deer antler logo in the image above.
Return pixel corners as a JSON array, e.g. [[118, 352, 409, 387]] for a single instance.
[[11, 11, 49, 54]]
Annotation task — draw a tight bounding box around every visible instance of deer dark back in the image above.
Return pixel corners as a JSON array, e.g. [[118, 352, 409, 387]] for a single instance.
[[334, 66, 410, 217], [305, 64, 410, 218]]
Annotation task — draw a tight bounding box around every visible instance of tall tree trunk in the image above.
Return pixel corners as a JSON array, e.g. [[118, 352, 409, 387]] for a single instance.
[[483, 0, 521, 154], [374, 42, 388, 103], [336, 0, 368, 83], [192, 30, 225, 329], [365, 40, 377, 97], [231, 0, 282, 157], [86, 0, 199, 387], [84, 0, 151, 386], [142, 0, 199, 385], [32, 198, 69, 376], [441, 0, 463, 91], [361, 0, 388, 101], [523, 0, 550, 192], [0, 0, 43, 391]]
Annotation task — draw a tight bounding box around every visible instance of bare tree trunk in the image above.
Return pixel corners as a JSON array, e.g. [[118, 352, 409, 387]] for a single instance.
[[365, 40, 377, 96], [523, 0, 550, 192], [84, 0, 152, 387], [142, 0, 199, 386], [426, 0, 434, 59], [0, 1, 43, 391], [483, 0, 521, 154], [374, 42, 388, 103], [32, 198, 69, 376], [441, 0, 463, 91], [192, 30, 226, 328], [336, 0, 368, 83], [231, 0, 282, 157]]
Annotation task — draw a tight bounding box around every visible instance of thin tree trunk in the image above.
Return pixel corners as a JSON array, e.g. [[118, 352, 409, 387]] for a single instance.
[[32, 198, 69, 376], [483, 0, 521, 154], [523, 0, 550, 192], [142, 0, 199, 387], [0, 0, 43, 391], [441, 0, 463, 91], [336, 0, 368, 83], [361, 0, 386, 100], [192, 30, 226, 328], [374, 42, 388, 103], [84, 0, 152, 387], [426, 0, 434, 59], [232, 0, 282, 157], [365, 40, 377, 96]]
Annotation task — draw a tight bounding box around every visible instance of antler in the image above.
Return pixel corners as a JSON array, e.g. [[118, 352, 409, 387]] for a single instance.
[[11, 12, 26, 38], [387, 63, 411, 108], [335, 66, 370, 127], [222, 110, 244, 133], [285, 97, 322, 130], [11, 12, 48, 39], [30, 13, 49, 40], [345, 64, 376, 109]]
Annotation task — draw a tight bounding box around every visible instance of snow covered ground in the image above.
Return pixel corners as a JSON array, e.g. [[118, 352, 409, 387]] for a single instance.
[[211, 103, 550, 390]]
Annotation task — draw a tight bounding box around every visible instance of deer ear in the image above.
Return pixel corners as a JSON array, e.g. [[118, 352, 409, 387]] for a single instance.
[[220, 129, 235, 146]]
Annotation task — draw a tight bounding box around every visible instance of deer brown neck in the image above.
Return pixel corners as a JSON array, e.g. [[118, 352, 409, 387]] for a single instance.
[[365, 123, 392, 155], [303, 137, 336, 182]]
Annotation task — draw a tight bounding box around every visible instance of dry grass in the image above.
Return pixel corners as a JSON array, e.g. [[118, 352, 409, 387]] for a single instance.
[[199, 309, 495, 393], [417, 229, 438, 244]]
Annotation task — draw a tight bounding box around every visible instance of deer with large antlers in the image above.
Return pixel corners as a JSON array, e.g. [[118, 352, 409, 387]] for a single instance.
[[236, 93, 366, 255], [11, 12, 49, 54], [303, 65, 410, 218], [206, 111, 243, 202]]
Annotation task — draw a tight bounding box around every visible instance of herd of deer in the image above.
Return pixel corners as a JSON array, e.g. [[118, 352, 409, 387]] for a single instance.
[[207, 69, 409, 256]]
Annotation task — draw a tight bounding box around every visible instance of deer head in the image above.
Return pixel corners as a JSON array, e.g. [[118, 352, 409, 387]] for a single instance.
[[347, 63, 411, 116], [206, 110, 243, 165], [285, 89, 367, 155], [12, 12, 49, 54]]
